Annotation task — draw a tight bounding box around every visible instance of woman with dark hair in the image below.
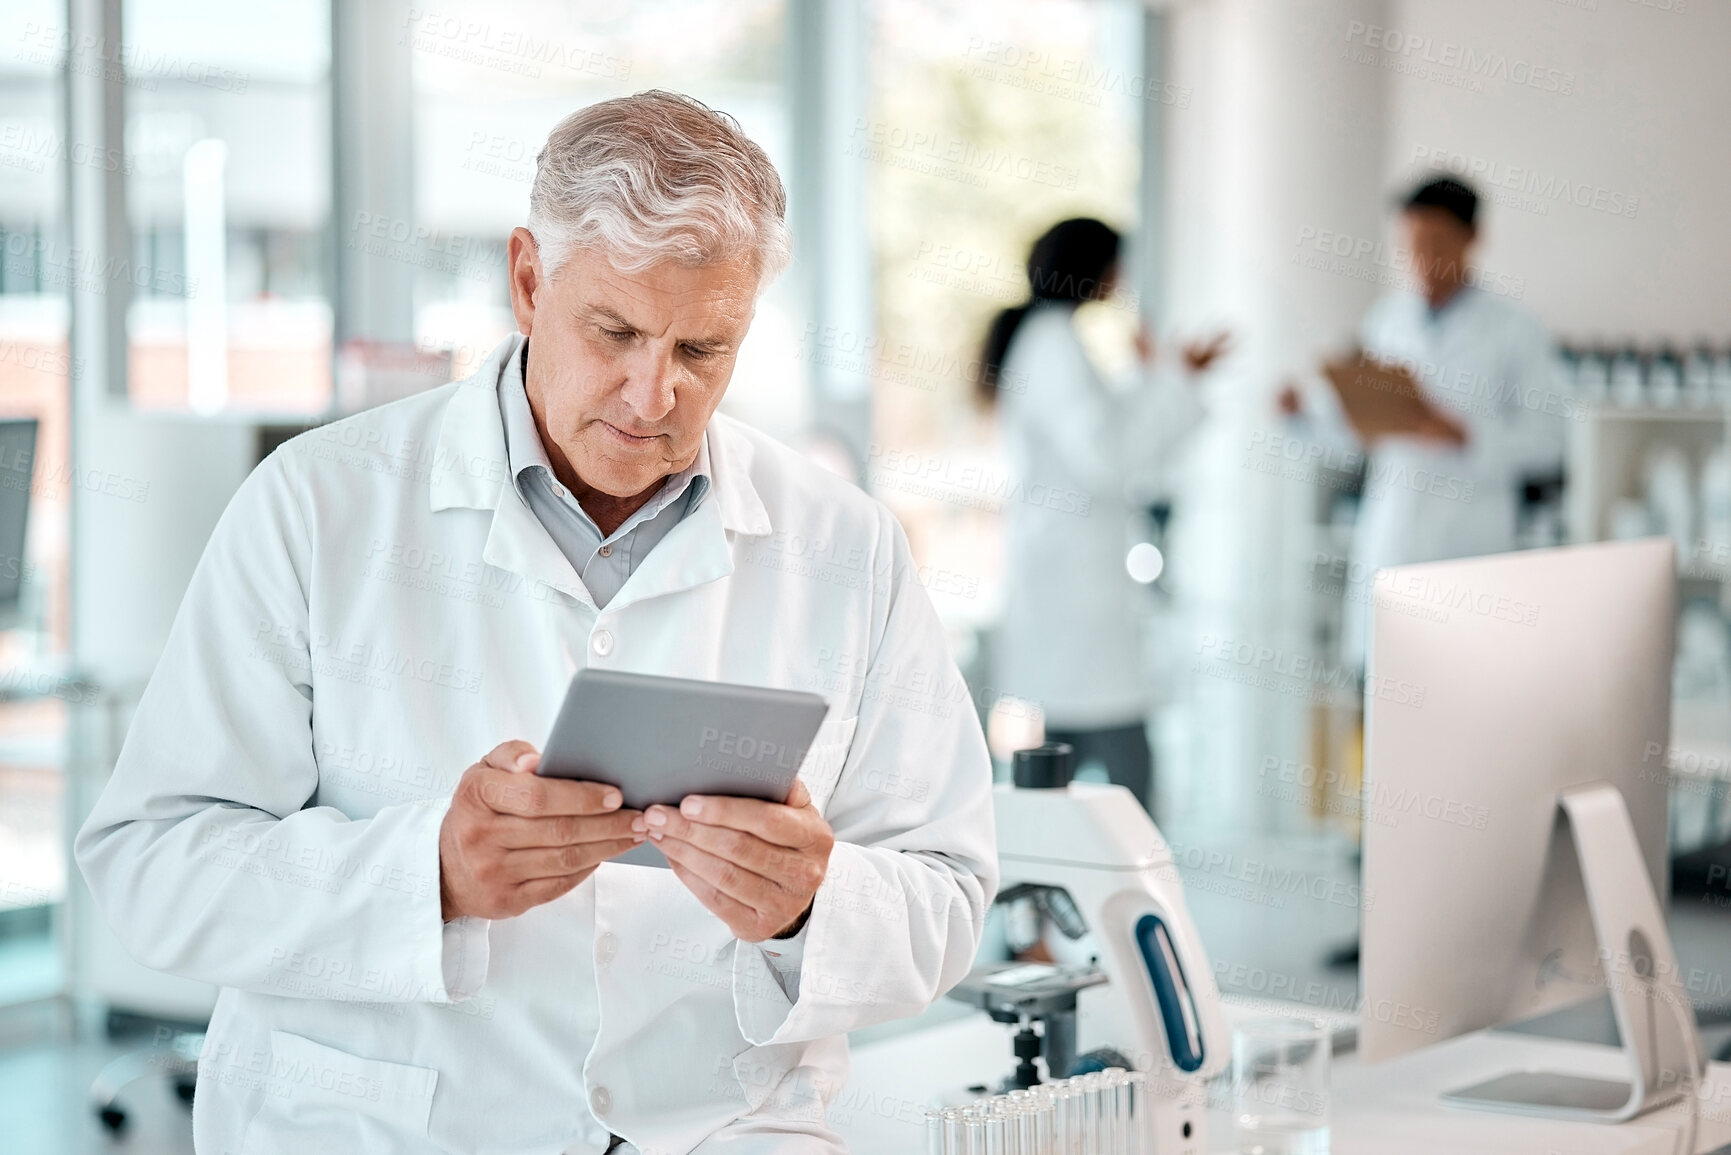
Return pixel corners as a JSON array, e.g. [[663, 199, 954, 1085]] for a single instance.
[[983, 217, 1226, 811]]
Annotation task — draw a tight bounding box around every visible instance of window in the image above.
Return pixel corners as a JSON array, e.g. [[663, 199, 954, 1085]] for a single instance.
[[404, 0, 796, 417], [866, 0, 1145, 628], [0, 0, 75, 1002], [123, 0, 332, 414]]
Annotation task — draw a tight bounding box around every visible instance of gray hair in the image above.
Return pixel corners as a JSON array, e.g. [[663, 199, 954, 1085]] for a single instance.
[[527, 90, 791, 286]]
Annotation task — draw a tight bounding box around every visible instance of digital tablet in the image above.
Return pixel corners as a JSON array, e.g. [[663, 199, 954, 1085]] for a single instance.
[[536, 668, 830, 868]]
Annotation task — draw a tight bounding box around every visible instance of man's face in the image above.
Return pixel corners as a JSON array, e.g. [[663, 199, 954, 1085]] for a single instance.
[[507, 230, 758, 500], [1400, 206, 1475, 299]]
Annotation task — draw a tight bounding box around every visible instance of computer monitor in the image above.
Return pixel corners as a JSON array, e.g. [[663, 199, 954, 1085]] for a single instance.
[[1359, 538, 1700, 1120], [0, 418, 36, 629]]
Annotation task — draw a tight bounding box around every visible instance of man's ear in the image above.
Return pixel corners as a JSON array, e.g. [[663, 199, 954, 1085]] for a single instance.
[[507, 227, 542, 336]]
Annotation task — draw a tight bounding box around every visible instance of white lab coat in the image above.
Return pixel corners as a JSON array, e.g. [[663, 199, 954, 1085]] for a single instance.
[[994, 304, 1204, 728], [1323, 286, 1567, 664], [75, 334, 998, 1155]]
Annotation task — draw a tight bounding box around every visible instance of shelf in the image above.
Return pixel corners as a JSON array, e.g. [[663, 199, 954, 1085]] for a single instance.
[[1582, 405, 1728, 423]]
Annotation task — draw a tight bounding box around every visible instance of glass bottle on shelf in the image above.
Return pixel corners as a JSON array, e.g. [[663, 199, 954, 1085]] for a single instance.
[[1610, 343, 1645, 408], [1574, 343, 1610, 404], [1684, 342, 1716, 408], [1648, 345, 1682, 409], [1712, 344, 1731, 407]]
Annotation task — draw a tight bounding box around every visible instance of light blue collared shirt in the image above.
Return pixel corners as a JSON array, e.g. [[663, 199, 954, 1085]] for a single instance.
[[499, 343, 710, 608]]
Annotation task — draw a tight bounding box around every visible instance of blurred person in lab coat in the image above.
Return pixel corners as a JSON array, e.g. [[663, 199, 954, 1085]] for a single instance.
[[979, 218, 1227, 810], [75, 92, 996, 1155], [1279, 177, 1569, 668]]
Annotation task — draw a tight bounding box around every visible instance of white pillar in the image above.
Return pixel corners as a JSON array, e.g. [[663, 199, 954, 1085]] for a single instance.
[[1131, 7, 1171, 325], [1162, 0, 1387, 833], [332, 0, 417, 345], [182, 139, 229, 414], [786, 0, 874, 467]]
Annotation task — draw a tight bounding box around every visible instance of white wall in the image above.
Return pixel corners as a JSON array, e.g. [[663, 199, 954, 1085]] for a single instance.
[[1384, 0, 1731, 339], [75, 411, 255, 687]]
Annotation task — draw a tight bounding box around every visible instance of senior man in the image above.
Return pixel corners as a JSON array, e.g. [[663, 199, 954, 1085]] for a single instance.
[[77, 91, 997, 1155]]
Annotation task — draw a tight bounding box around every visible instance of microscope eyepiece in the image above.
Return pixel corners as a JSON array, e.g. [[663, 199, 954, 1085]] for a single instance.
[[1012, 742, 1075, 789]]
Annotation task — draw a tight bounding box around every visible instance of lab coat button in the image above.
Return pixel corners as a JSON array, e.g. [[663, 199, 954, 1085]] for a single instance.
[[592, 630, 614, 657], [596, 932, 618, 966], [589, 1085, 612, 1117]]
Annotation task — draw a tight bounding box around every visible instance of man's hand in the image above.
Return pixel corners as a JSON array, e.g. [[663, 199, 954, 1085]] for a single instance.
[[1133, 326, 1155, 365], [1135, 329, 1233, 373], [1181, 330, 1233, 373], [439, 740, 644, 921], [645, 779, 835, 943]]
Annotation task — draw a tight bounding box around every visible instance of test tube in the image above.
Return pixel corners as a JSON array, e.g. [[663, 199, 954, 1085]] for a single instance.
[[927, 1101, 969, 1155], [1022, 1083, 1056, 1155], [964, 1100, 1015, 1155], [962, 1103, 991, 1155], [1121, 1071, 1141, 1150], [1050, 1077, 1084, 1154], [1073, 1073, 1100, 1149], [984, 1101, 1013, 1155], [1003, 1092, 1022, 1155], [1093, 1069, 1119, 1155], [1100, 1070, 1122, 1152], [1005, 1090, 1039, 1155], [1082, 1073, 1102, 1155], [1122, 1070, 1149, 1155], [925, 1106, 946, 1155]]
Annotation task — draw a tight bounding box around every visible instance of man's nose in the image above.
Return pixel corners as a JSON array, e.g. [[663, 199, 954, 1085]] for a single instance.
[[618, 345, 679, 422]]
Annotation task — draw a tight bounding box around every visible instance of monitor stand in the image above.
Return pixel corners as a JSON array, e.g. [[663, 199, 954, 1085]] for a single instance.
[[1442, 783, 1704, 1122]]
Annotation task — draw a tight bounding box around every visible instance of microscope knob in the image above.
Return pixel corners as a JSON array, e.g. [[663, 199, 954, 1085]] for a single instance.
[[1012, 1026, 1044, 1090], [1012, 742, 1075, 789]]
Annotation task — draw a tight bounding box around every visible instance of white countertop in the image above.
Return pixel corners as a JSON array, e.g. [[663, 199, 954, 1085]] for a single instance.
[[836, 1010, 1731, 1154]]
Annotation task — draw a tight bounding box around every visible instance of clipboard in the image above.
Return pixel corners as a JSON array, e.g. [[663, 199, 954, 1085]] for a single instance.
[[1320, 351, 1442, 441]]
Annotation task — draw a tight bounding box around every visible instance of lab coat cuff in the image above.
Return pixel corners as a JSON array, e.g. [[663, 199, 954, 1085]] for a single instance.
[[407, 794, 489, 1004], [732, 843, 878, 1046], [439, 916, 490, 1002], [755, 922, 809, 999], [732, 934, 796, 1045], [732, 893, 824, 1043]]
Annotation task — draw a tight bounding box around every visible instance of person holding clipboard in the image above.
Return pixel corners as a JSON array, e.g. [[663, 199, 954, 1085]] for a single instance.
[[1279, 177, 1569, 669]]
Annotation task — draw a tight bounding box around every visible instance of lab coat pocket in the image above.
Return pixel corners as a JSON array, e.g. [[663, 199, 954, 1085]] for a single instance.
[[238, 1030, 438, 1155], [797, 716, 858, 817]]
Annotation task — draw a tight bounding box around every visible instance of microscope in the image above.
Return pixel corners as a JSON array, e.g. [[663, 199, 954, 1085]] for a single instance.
[[950, 743, 1226, 1154]]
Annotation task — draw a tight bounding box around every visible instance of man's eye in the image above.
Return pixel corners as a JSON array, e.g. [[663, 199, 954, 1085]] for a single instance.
[[682, 345, 714, 361], [602, 328, 631, 342]]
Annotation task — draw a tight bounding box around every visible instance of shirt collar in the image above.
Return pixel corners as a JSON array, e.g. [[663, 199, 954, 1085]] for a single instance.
[[499, 340, 711, 529], [1425, 283, 1475, 324]]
